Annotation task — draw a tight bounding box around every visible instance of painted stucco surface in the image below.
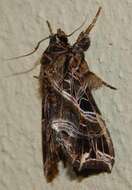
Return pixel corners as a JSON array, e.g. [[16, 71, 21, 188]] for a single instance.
[[0, 0, 132, 189]]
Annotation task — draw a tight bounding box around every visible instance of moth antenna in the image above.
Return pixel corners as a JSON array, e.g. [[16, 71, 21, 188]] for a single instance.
[[4, 59, 40, 77], [5, 36, 49, 60], [85, 6, 102, 35], [67, 14, 88, 37], [46, 20, 53, 35]]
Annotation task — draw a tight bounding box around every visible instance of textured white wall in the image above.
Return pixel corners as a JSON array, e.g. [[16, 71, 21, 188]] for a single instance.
[[0, 0, 132, 190]]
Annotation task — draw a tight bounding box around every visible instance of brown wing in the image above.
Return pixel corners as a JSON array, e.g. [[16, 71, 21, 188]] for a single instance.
[[39, 32, 115, 181], [41, 85, 62, 182], [51, 84, 115, 177], [39, 49, 69, 182], [72, 90, 115, 175], [49, 53, 115, 177]]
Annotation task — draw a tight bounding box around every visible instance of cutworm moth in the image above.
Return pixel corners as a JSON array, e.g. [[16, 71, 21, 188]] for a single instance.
[[11, 7, 116, 182]]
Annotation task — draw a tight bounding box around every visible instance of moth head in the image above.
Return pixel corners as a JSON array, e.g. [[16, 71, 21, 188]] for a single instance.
[[46, 21, 68, 44], [73, 7, 102, 52], [56, 28, 68, 44], [76, 33, 91, 51]]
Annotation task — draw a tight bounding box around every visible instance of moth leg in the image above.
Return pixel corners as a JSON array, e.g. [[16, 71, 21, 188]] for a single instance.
[[40, 53, 54, 66], [103, 81, 117, 90], [43, 53, 53, 62]]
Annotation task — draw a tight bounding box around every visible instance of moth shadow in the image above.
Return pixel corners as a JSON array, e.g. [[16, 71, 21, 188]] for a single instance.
[[64, 163, 101, 182]]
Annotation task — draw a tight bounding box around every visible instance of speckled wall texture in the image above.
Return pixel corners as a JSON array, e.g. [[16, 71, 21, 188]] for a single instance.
[[0, 0, 132, 190]]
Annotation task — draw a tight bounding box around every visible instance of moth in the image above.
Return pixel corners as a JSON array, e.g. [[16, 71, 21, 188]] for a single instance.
[[11, 7, 116, 182]]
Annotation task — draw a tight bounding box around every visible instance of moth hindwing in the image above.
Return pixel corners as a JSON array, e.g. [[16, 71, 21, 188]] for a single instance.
[[38, 7, 115, 182]]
